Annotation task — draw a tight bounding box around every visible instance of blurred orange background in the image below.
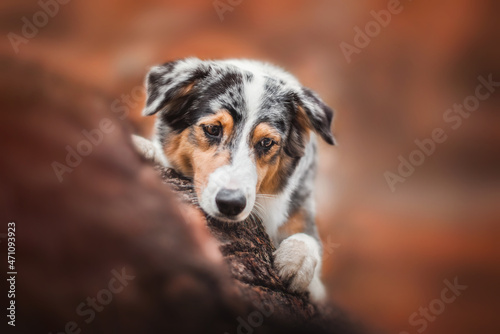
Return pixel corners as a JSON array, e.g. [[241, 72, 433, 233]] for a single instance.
[[1, 0, 499, 333]]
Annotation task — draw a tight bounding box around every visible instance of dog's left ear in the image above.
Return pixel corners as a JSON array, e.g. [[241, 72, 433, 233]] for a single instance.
[[295, 87, 336, 145], [143, 58, 209, 116]]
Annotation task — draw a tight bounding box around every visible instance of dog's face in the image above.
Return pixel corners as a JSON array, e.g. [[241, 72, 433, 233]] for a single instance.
[[144, 58, 334, 222]]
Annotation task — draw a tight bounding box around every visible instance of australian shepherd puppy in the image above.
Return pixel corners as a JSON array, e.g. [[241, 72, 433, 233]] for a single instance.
[[134, 58, 335, 301]]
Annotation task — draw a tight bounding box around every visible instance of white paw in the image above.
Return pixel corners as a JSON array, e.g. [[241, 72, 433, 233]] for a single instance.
[[132, 135, 167, 166], [273, 233, 321, 295]]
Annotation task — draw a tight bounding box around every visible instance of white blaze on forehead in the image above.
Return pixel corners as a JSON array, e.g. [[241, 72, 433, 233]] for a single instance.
[[243, 71, 266, 118], [223, 59, 301, 90], [225, 73, 266, 189], [233, 73, 266, 163]]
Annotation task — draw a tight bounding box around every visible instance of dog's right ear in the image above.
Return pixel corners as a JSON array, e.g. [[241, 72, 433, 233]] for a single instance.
[[143, 58, 209, 116]]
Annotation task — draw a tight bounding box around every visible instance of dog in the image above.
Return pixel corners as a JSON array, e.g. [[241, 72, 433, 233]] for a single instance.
[[134, 58, 335, 301]]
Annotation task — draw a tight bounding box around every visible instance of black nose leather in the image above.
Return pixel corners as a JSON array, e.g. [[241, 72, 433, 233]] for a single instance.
[[215, 188, 246, 216]]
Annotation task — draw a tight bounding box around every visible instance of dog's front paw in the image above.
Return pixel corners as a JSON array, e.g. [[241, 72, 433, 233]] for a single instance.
[[273, 233, 321, 294], [132, 134, 167, 167]]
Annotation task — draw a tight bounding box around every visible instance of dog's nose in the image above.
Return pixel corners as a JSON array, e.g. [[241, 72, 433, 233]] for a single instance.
[[215, 188, 246, 217]]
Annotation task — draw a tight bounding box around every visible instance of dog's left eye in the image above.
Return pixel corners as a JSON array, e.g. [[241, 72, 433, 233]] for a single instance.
[[203, 125, 222, 138], [259, 138, 275, 149]]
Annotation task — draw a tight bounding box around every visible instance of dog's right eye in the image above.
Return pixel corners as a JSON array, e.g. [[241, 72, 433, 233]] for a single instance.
[[203, 125, 222, 138]]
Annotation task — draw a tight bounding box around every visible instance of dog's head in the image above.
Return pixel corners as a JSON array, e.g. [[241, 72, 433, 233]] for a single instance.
[[143, 58, 335, 222]]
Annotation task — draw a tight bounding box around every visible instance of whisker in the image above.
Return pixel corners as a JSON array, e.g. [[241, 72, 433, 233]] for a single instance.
[[256, 194, 278, 199], [248, 214, 255, 228], [251, 204, 265, 222], [253, 201, 266, 212], [253, 206, 264, 217]]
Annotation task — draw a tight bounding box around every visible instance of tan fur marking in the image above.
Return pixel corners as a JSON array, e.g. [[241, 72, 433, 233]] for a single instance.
[[164, 130, 195, 176], [192, 149, 230, 191], [296, 106, 312, 130], [296, 105, 312, 141], [181, 82, 195, 95], [278, 210, 307, 237], [253, 122, 307, 195], [163, 110, 234, 199], [257, 158, 282, 194], [251, 123, 281, 194]]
